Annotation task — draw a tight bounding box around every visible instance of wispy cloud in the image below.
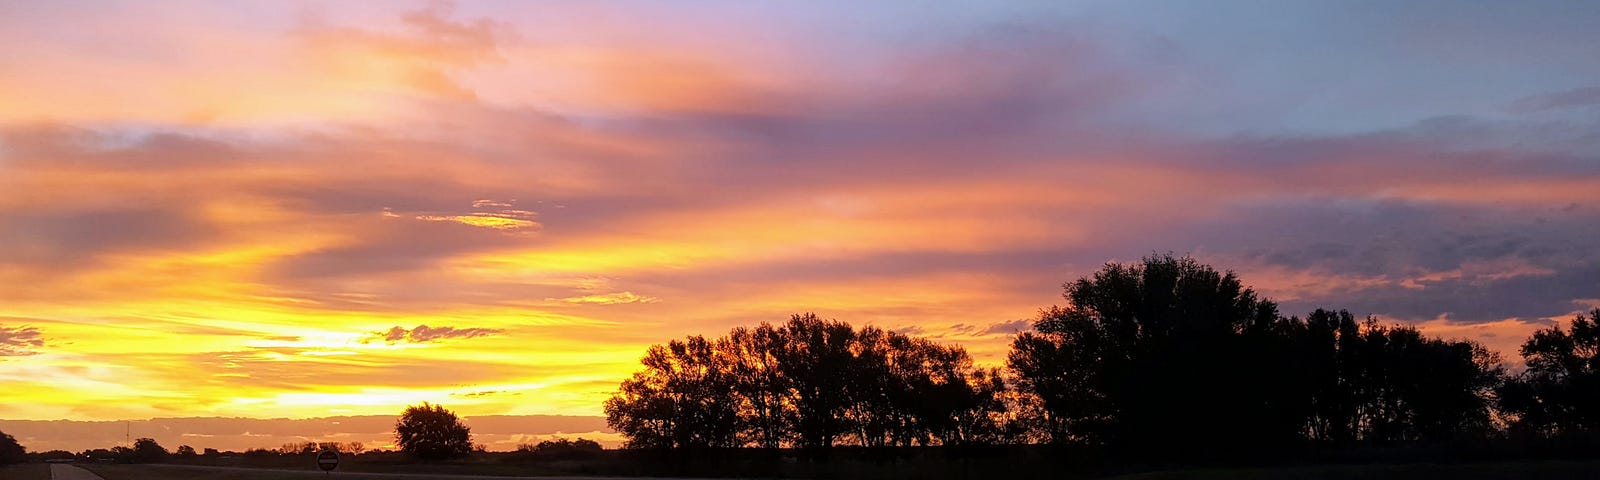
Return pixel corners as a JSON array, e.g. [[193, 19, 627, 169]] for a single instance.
[[1507, 86, 1600, 113], [554, 292, 658, 305], [980, 319, 1032, 336], [369, 325, 506, 344], [0, 325, 43, 357]]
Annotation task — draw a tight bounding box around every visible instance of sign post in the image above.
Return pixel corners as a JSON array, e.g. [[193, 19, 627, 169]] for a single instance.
[[317, 450, 339, 476]]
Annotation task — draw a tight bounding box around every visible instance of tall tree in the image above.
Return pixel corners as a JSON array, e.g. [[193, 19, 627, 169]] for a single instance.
[[1297, 309, 1361, 443], [1008, 306, 1115, 444], [1007, 255, 1502, 454], [1341, 321, 1500, 442], [1499, 308, 1600, 438], [722, 324, 791, 449], [1009, 254, 1287, 455], [605, 336, 741, 449], [774, 313, 859, 451]]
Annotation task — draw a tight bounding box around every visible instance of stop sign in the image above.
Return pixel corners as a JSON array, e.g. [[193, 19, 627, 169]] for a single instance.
[[317, 450, 339, 472]]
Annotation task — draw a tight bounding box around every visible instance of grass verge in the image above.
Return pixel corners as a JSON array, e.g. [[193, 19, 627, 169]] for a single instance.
[[1104, 460, 1600, 480], [82, 464, 346, 480], [0, 463, 51, 480]]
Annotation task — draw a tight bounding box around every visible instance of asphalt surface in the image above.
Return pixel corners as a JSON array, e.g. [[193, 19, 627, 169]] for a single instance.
[[95, 464, 729, 480], [50, 464, 107, 480]]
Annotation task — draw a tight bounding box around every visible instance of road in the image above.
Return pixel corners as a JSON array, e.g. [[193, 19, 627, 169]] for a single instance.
[[50, 464, 107, 480], [92, 464, 730, 480]]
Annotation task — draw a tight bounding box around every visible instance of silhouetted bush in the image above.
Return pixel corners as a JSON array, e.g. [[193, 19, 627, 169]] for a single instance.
[[29, 450, 75, 462], [279, 441, 366, 455], [516, 437, 604, 460]]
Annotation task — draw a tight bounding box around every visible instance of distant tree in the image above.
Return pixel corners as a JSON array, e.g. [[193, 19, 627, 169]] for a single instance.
[[1499, 308, 1600, 439], [285, 441, 365, 455], [394, 402, 474, 461], [80, 448, 116, 462], [281, 441, 317, 454], [0, 429, 24, 465], [30, 450, 76, 462], [176, 445, 197, 457], [202, 448, 220, 456], [517, 437, 604, 460], [129, 438, 169, 463]]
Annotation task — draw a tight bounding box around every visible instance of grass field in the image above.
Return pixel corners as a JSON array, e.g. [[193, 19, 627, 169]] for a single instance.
[[82, 465, 299, 480], [1104, 460, 1600, 480], [0, 463, 50, 480], [65, 459, 1600, 480], [79, 464, 554, 480]]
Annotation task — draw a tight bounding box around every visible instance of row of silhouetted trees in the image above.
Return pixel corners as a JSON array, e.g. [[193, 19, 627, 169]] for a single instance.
[[604, 314, 1021, 450], [1010, 256, 1502, 457], [605, 255, 1600, 456]]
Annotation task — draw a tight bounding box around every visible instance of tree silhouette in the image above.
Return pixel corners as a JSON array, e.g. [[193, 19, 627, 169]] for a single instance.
[[603, 255, 1541, 460], [606, 312, 1008, 451], [1009, 304, 1117, 444], [775, 313, 859, 451], [129, 438, 168, 464], [1008, 254, 1286, 455], [1007, 254, 1501, 456], [1295, 308, 1361, 443], [1346, 321, 1501, 442], [395, 402, 473, 461], [0, 429, 23, 465], [1499, 308, 1600, 439], [517, 437, 604, 460], [605, 335, 742, 449], [723, 324, 790, 449]]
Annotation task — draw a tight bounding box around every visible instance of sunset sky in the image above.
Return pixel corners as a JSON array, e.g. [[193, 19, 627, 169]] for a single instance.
[[2, 0, 1599, 452]]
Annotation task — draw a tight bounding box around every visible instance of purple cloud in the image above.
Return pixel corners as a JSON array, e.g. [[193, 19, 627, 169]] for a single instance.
[[0, 325, 44, 357], [1508, 86, 1600, 113], [370, 325, 505, 344]]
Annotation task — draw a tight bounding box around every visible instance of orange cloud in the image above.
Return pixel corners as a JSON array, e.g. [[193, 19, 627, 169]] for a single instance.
[[3, 2, 1598, 456]]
